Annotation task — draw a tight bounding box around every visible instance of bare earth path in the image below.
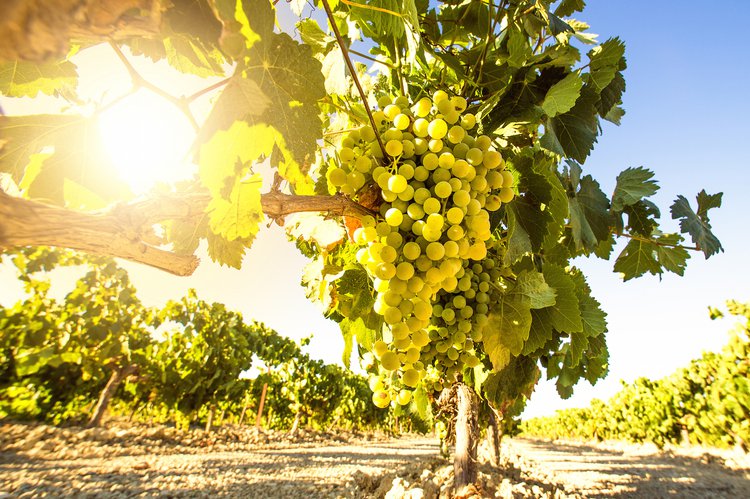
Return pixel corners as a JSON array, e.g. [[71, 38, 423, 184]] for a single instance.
[[503, 438, 750, 498], [1, 423, 749, 498], [0, 434, 441, 498]]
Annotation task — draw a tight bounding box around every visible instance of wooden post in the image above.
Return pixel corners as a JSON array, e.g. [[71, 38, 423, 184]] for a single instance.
[[255, 381, 268, 429], [88, 363, 137, 427]]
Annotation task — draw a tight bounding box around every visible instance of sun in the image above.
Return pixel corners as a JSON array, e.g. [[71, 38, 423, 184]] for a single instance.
[[97, 90, 196, 194]]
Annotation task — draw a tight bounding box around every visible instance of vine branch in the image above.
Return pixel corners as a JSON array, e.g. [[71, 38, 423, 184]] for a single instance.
[[320, 0, 388, 159], [0, 190, 375, 277]]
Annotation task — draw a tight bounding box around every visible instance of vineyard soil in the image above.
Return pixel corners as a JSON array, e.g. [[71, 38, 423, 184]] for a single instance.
[[1, 422, 748, 498]]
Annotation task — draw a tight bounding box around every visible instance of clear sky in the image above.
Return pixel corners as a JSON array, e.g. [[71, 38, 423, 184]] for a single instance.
[[1, 1, 749, 419]]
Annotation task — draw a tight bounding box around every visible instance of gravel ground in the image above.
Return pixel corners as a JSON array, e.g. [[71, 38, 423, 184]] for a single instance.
[[1, 422, 748, 498]]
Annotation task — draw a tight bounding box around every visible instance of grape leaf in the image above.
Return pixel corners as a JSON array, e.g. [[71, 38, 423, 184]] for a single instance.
[[206, 231, 247, 269], [670, 192, 724, 258], [555, 0, 586, 17], [197, 74, 271, 145], [516, 270, 556, 309], [242, 32, 325, 188], [164, 34, 225, 77], [0, 114, 128, 205], [206, 175, 264, 241], [540, 87, 599, 163], [537, 264, 583, 334], [587, 37, 625, 91], [568, 175, 610, 252], [0, 60, 77, 98], [611, 166, 659, 212], [542, 72, 583, 118], [508, 24, 531, 68], [613, 238, 661, 280], [597, 70, 625, 118], [481, 355, 540, 409], [654, 234, 690, 276], [522, 311, 555, 356], [482, 291, 532, 371]]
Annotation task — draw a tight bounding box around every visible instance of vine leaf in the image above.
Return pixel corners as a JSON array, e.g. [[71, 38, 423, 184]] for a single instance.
[[0, 114, 128, 205], [587, 37, 626, 92], [670, 191, 724, 258], [481, 356, 540, 410], [482, 291, 532, 371], [542, 72, 583, 118], [613, 239, 661, 280], [568, 175, 610, 252], [555, 0, 586, 18], [197, 74, 270, 144], [611, 166, 659, 212], [540, 87, 599, 163], [537, 264, 583, 334], [206, 176, 263, 241], [0, 60, 77, 98]]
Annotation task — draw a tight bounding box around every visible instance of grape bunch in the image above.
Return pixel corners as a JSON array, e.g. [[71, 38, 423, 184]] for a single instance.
[[327, 91, 516, 408]]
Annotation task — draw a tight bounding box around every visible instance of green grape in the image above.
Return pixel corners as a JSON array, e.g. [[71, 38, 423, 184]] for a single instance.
[[402, 140, 415, 158], [413, 165, 430, 182], [411, 220, 425, 236], [501, 170, 514, 188], [465, 147, 483, 166], [385, 231, 404, 248], [396, 261, 415, 280], [375, 262, 397, 280], [447, 225, 465, 241], [393, 322, 410, 340], [385, 139, 403, 157], [443, 110, 460, 124], [340, 146, 355, 162], [414, 187, 432, 204], [437, 98, 454, 116], [448, 177, 463, 192], [433, 90, 449, 103], [453, 142, 470, 159], [393, 113, 411, 130], [414, 138, 429, 155], [380, 350, 400, 370], [413, 97, 432, 117], [451, 95, 467, 112], [483, 150, 502, 169], [398, 184, 415, 202], [396, 389, 412, 405], [388, 174, 408, 194], [384, 306, 403, 325], [407, 203, 425, 221], [485, 195, 501, 212], [380, 245, 397, 263], [422, 152, 439, 170], [372, 390, 391, 408], [407, 276, 424, 294], [423, 197, 441, 214], [426, 242, 446, 261], [377, 95, 393, 108], [499, 187, 515, 203], [447, 125, 465, 144], [383, 127, 402, 141], [475, 135, 492, 151], [327, 167, 348, 187], [426, 213, 445, 230], [452, 189, 471, 207], [460, 113, 476, 130], [402, 368, 420, 387], [444, 240, 459, 258], [428, 138, 444, 153], [361, 126, 376, 142], [413, 118, 429, 137], [385, 207, 404, 226], [431, 167, 451, 183], [428, 118, 448, 140], [434, 181, 452, 199], [438, 152, 456, 169], [384, 104, 401, 120]]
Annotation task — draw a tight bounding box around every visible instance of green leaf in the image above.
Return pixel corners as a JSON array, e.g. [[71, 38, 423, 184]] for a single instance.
[[555, 0, 586, 17], [481, 356, 540, 409], [611, 167, 659, 212], [508, 24, 531, 68], [597, 71, 625, 118], [481, 290, 532, 370], [622, 199, 660, 236], [207, 175, 264, 241], [537, 264, 583, 334], [613, 238, 661, 280], [0, 114, 129, 205], [542, 72, 583, 117], [297, 19, 333, 54], [587, 37, 626, 91], [522, 311, 555, 356], [339, 317, 376, 354], [197, 74, 271, 144], [654, 234, 690, 276], [164, 34, 225, 77], [0, 60, 78, 98], [242, 32, 325, 188], [516, 270, 556, 309], [569, 175, 611, 252], [670, 192, 724, 258], [540, 87, 599, 163]]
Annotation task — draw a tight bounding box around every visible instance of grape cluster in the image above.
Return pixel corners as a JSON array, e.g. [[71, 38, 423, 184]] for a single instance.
[[327, 91, 516, 408]]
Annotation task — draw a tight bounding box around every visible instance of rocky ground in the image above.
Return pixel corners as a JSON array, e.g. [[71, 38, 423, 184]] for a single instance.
[[1, 421, 748, 498]]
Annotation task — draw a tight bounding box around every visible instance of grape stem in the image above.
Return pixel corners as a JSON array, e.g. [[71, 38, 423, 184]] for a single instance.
[[320, 0, 388, 160]]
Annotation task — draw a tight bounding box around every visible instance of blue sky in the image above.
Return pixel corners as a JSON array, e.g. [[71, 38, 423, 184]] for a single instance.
[[1, 1, 748, 419]]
